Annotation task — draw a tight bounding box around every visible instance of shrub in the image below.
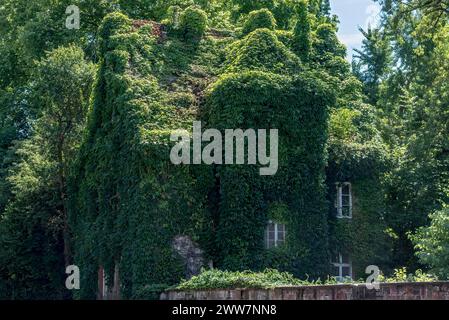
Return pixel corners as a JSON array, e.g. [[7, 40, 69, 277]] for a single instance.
[[133, 284, 170, 300], [178, 6, 208, 39], [379, 268, 438, 283], [175, 269, 304, 290], [98, 13, 132, 55], [169, 92, 196, 108], [242, 9, 277, 35], [165, 5, 182, 28], [226, 28, 301, 74], [411, 208, 449, 279], [175, 268, 439, 291]]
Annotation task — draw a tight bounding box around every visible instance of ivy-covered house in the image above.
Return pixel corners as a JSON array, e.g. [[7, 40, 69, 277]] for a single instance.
[[2, 0, 447, 302], [69, 4, 391, 299]]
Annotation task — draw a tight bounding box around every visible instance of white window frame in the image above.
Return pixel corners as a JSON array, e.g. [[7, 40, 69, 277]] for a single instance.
[[331, 253, 352, 281], [102, 271, 108, 299], [99, 266, 108, 299], [265, 221, 286, 249], [336, 182, 352, 219]]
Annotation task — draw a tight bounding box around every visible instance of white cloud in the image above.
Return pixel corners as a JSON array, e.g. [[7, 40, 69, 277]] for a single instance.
[[339, 33, 364, 47]]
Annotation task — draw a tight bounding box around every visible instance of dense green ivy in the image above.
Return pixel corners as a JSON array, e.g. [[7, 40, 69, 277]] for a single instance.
[[68, 6, 342, 297], [326, 100, 393, 278], [293, 0, 311, 62], [0, 1, 402, 299], [203, 27, 335, 278], [178, 6, 208, 39], [68, 13, 216, 298], [242, 9, 277, 35], [66, 0, 397, 296]]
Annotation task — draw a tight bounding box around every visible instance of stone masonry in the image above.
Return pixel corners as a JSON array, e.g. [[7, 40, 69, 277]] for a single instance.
[[161, 282, 449, 300]]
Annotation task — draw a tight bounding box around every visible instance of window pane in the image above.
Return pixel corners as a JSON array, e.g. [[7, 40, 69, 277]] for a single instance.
[[341, 254, 350, 264], [267, 239, 275, 249], [342, 184, 350, 195], [342, 266, 351, 277], [277, 232, 285, 242], [277, 224, 286, 244], [267, 223, 275, 232], [342, 207, 351, 217], [342, 195, 350, 206]]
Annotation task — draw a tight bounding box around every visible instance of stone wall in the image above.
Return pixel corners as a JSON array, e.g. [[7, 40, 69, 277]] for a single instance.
[[161, 282, 449, 300], [172, 235, 206, 279]]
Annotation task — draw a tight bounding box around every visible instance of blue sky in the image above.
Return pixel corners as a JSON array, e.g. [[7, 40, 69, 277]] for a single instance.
[[330, 0, 381, 60]]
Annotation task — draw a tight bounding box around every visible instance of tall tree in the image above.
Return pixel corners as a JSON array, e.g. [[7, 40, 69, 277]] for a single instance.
[[356, 0, 449, 270], [319, 0, 331, 17], [353, 27, 392, 105], [0, 45, 95, 299]]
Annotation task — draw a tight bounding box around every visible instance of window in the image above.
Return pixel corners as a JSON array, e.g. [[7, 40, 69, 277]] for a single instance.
[[331, 253, 352, 281], [336, 182, 352, 218], [266, 221, 286, 249]]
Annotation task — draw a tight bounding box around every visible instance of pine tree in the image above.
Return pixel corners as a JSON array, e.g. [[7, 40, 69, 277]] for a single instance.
[[353, 27, 392, 105], [319, 0, 331, 17]]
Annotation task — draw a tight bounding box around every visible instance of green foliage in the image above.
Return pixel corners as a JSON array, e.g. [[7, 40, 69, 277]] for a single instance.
[[325, 58, 393, 277], [0, 46, 95, 299], [68, 12, 223, 299], [293, 0, 311, 61], [3, 0, 446, 299], [204, 25, 335, 276], [319, 0, 331, 18], [132, 283, 170, 300], [230, 0, 276, 17], [411, 208, 449, 279], [355, 4, 449, 270], [379, 267, 438, 283], [226, 29, 301, 74], [0, 87, 31, 213], [314, 23, 346, 58], [178, 6, 208, 39], [176, 269, 322, 290], [176, 266, 438, 291], [98, 12, 133, 55], [242, 9, 277, 35], [329, 108, 360, 141], [353, 27, 392, 105], [0, 133, 65, 300]]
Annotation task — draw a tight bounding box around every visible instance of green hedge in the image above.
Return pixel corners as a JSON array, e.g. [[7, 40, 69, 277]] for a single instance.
[[242, 9, 277, 35], [176, 269, 311, 290], [178, 6, 208, 39]]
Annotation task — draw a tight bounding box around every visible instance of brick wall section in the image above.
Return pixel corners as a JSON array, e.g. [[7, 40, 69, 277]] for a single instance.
[[161, 282, 449, 300]]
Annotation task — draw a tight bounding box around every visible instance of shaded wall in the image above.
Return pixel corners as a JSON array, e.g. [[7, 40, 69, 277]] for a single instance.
[[161, 282, 449, 300]]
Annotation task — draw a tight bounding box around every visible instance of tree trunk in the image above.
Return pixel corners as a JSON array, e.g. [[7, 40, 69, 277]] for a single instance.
[[57, 134, 71, 267]]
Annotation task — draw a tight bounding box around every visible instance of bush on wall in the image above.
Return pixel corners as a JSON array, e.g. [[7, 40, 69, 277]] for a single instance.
[[178, 6, 208, 39], [242, 9, 277, 35]]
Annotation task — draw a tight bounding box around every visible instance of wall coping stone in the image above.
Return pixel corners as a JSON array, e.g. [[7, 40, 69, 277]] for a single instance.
[[161, 281, 449, 300]]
